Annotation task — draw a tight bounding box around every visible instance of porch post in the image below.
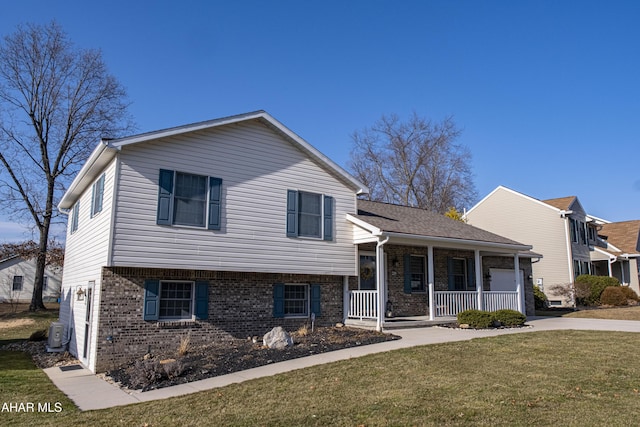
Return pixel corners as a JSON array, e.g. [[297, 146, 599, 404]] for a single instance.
[[514, 254, 524, 314], [428, 245, 435, 320], [475, 249, 483, 311], [376, 236, 389, 332]]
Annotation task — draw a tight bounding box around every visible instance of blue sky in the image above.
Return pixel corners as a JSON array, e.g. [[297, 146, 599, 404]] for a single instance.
[[1, 0, 639, 241]]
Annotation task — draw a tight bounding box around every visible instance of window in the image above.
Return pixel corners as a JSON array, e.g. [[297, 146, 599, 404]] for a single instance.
[[579, 221, 586, 245], [157, 169, 222, 230], [273, 283, 321, 318], [286, 190, 333, 240], [143, 279, 209, 321], [43, 276, 48, 290], [447, 257, 476, 291], [70, 201, 80, 234], [573, 260, 581, 279], [91, 174, 105, 217], [587, 224, 597, 242], [12, 276, 23, 292], [569, 218, 578, 243], [403, 254, 426, 293]]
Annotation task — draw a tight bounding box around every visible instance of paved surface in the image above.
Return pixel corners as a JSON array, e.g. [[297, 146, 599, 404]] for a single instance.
[[43, 316, 640, 411]]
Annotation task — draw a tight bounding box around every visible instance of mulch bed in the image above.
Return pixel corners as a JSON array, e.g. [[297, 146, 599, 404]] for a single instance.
[[104, 326, 400, 392]]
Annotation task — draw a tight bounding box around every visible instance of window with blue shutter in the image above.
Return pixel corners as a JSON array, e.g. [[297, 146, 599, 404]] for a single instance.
[[143, 279, 160, 321], [91, 174, 105, 218], [286, 190, 334, 240], [403, 254, 412, 294], [156, 169, 223, 229], [273, 283, 285, 318], [310, 284, 321, 316], [70, 201, 80, 234], [194, 281, 209, 319], [466, 258, 476, 290]]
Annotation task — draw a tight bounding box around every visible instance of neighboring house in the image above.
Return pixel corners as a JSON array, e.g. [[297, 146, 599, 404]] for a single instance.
[[465, 186, 599, 306], [58, 112, 535, 373], [0, 256, 62, 303], [590, 219, 640, 294]]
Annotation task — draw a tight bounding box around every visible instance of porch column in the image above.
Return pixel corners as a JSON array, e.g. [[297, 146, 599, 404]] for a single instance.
[[376, 236, 389, 332], [475, 249, 483, 311], [515, 254, 524, 314], [428, 245, 435, 320]]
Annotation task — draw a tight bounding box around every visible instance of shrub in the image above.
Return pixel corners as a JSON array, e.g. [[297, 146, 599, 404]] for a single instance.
[[29, 329, 48, 341], [493, 309, 527, 327], [457, 310, 494, 329], [620, 286, 639, 303], [575, 275, 620, 306], [533, 286, 548, 309], [177, 334, 191, 357], [129, 359, 164, 389], [600, 286, 628, 306]]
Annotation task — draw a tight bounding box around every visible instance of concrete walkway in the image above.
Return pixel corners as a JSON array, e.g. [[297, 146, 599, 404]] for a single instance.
[[43, 316, 640, 411]]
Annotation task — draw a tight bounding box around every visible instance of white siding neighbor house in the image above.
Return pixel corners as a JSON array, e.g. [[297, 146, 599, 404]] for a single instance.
[[58, 112, 535, 373], [0, 256, 62, 303]]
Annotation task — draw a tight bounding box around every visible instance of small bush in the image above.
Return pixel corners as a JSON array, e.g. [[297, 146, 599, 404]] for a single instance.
[[620, 287, 639, 303], [457, 310, 494, 329], [575, 275, 620, 306], [600, 286, 628, 306], [29, 329, 48, 341], [129, 359, 164, 389], [493, 309, 526, 327], [533, 286, 548, 309], [162, 359, 187, 379], [177, 335, 191, 357]]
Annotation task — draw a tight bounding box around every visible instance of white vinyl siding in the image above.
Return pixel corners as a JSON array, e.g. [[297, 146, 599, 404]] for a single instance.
[[0, 257, 62, 303], [111, 121, 358, 276], [58, 158, 116, 372]]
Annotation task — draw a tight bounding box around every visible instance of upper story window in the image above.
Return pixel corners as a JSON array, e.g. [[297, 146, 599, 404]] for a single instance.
[[156, 169, 222, 230], [569, 218, 578, 243], [91, 174, 105, 218], [70, 202, 80, 234], [286, 190, 333, 240]]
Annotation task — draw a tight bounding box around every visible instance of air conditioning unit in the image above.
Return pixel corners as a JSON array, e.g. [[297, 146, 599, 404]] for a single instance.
[[47, 322, 65, 352]]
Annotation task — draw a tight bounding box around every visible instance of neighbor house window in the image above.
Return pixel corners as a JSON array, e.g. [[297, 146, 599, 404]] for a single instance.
[[286, 190, 333, 240], [70, 202, 80, 234], [12, 276, 23, 292], [43, 276, 48, 290], [156, 169, 222, 230], [91, 174, 105, 217], [143, 279, 209, 321], [569, 218, 578, 243], [273, 283, 321, 318]]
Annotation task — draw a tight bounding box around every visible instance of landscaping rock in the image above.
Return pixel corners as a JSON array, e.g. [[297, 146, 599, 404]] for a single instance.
[[263, 326, 294, 349]]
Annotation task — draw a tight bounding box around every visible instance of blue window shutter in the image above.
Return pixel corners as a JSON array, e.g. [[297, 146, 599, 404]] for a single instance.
[[143, 279, 160, 321], [273, 283, 285, 318], [447, 257, 455, 290], [467, 258, 476, 290], [286, 190, 298, 237], [404, 254, 412, 294], [157, 169, 174, 225], [194, 281, 209, 319], [323, 196, 334, 241], [311, 284, 321, 316], [208, 177, 222, 230]]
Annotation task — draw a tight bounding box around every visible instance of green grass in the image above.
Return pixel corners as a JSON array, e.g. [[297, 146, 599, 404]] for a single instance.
[[2, 331, 640, 426], [537, 305, 640, 321]]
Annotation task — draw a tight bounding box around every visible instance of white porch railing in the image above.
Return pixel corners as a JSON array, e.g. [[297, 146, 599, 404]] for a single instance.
[[434, 291, 477, 317], [483, 291, 519, 312], [348, 290, 378, 320]]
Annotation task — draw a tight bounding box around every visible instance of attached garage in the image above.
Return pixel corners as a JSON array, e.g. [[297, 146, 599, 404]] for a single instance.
[[490, 269, 525, 292]]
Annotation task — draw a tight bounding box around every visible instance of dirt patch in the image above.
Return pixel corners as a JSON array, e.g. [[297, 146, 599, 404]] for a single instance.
[[107, 326, 400, 392], [0, 318, 35, 330]]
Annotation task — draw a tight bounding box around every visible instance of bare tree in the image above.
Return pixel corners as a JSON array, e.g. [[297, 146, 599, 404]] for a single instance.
[[349, 113, 476, 213], [0, 22, 133, 310]]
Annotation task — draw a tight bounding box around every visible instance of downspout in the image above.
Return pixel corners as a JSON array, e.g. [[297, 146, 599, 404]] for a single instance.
[[560, 211, 575, 283], [376, 235, 390, 332]]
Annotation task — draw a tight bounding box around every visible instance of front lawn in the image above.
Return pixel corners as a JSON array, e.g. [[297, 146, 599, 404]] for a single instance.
[[2, 330, 640, 426]]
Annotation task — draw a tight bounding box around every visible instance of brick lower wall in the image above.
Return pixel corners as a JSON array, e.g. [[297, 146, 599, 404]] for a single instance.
[[95, 267, 348, 372]]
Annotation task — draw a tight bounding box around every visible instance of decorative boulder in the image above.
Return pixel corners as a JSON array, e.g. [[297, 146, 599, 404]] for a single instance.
[[263, 326, 294, 349]]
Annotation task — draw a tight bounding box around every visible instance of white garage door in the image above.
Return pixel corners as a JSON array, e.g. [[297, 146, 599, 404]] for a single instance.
[[490, 269, 524, 292]]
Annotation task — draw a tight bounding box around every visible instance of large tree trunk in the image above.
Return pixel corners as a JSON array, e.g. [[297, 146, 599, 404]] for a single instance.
[[29, 222, 49, 311]]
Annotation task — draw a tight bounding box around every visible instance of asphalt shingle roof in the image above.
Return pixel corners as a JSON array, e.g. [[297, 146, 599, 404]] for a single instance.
[[354, 200, 528, 247], [542, 196, 576, 211], [599, 220, 640, 254]]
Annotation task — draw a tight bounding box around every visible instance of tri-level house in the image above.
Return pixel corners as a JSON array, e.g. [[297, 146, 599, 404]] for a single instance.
[[589, 218, 640, 294], [465, 186, 601, 306], [58, 112, 535, 373]]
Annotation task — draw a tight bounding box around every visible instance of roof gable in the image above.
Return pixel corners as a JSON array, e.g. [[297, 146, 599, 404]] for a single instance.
[[352, 200, 530, 249], [59, 111, 368, 209]]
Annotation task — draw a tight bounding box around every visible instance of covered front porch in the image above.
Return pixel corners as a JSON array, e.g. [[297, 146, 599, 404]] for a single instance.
[[346, 201, 536, 331]]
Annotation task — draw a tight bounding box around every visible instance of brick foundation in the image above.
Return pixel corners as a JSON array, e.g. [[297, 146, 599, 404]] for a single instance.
[[95, 267, 349, 372]]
